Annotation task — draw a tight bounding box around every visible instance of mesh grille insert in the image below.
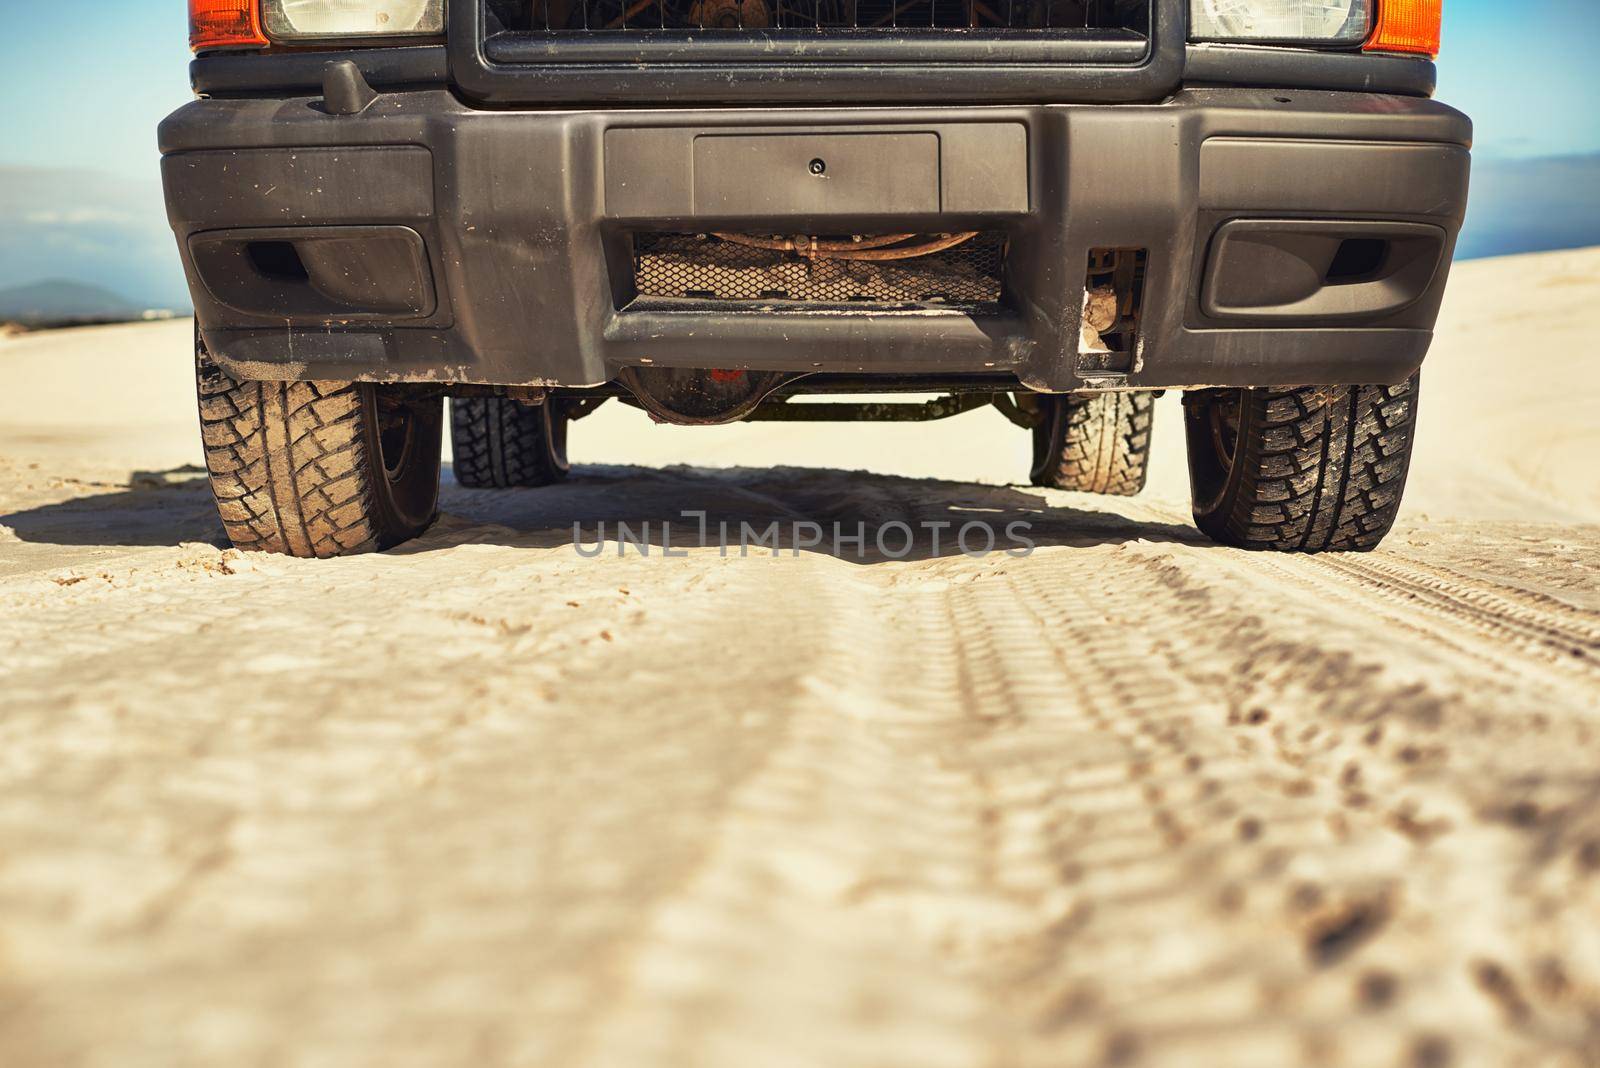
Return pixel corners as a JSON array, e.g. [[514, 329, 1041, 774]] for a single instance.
[[632, 232, 1007, 307]]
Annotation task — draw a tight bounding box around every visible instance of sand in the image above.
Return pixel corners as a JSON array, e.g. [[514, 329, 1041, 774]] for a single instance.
[[1, 248, 1598, 1067]]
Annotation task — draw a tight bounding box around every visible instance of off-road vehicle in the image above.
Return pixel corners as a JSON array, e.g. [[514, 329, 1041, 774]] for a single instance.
[[165, 0, 1467, 557]]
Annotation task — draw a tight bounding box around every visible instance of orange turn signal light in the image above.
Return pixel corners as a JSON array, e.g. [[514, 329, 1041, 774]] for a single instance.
[[1365, 0, 1443, 57], [190, 0, 268, 52]]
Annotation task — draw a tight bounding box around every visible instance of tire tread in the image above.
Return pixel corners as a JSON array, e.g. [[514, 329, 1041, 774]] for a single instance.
[[196, 350, 397, 557], [450, 397, 568, 489], [1032, 391, 1154, 496], [1195, 376, 1420, 552]]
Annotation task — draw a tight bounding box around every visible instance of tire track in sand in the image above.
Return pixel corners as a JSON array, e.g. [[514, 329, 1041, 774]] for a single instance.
[[3, 466, 1600, 1068], [1316, 554, 1600, 663]]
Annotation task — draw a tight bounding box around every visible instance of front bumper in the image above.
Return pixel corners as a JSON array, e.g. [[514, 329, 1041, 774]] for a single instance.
[[160, 88, 1471, 392]]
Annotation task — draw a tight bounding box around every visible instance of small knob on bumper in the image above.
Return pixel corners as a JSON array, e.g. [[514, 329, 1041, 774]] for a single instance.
[[322, 60, 377, 117]]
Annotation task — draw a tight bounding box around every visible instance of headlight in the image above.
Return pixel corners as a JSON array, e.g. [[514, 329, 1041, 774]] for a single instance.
[[261, 0, 445, 41], [1190, 0, 1371, 44]]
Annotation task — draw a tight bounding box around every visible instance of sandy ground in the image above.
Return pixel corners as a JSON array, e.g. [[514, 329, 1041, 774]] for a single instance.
[[2, 248, 1599, 1068]]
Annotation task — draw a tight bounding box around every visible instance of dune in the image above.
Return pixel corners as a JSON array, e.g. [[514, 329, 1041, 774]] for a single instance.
[[1, 249, 1597, 1067]]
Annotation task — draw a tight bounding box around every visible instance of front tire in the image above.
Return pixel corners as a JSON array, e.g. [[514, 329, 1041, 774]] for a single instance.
[[195, 341, 442, 558], [1029, 391, 1154, 496], [1182, 375, 1420, 552], [449, 397, 570, 488]]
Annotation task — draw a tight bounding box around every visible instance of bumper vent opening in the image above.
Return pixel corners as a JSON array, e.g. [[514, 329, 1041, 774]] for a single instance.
[[246, 240, 310, 283], [1326, 237, 1390, 284], [1076, 246, 1147, 376], [631, 231, 1008, 309]]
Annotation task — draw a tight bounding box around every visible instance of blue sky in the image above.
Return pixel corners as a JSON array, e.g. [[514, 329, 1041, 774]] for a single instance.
[[4, 6, 191, 180], [0, 1, 1596, 303], [1435, 0, 1600, 160]]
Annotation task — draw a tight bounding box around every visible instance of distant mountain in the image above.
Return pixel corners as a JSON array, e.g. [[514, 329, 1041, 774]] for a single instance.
[[0, 279, 145, 325], [1457, 153, 1600, 260]]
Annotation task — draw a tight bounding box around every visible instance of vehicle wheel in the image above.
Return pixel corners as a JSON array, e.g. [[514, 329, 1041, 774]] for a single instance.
[[195, 340, 442, 558], [449, 396, 570, 488], [1182, 375, 1420, 552], [1029, 391, 1154, 496]]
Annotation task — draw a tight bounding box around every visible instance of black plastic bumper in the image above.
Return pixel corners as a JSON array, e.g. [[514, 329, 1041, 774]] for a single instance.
[[160, 88, 1471, 391]]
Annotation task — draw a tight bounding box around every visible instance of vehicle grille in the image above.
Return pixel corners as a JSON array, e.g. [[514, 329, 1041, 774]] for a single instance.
[[489, 0, 1145, 34], [632, 232, 1007, 307]]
